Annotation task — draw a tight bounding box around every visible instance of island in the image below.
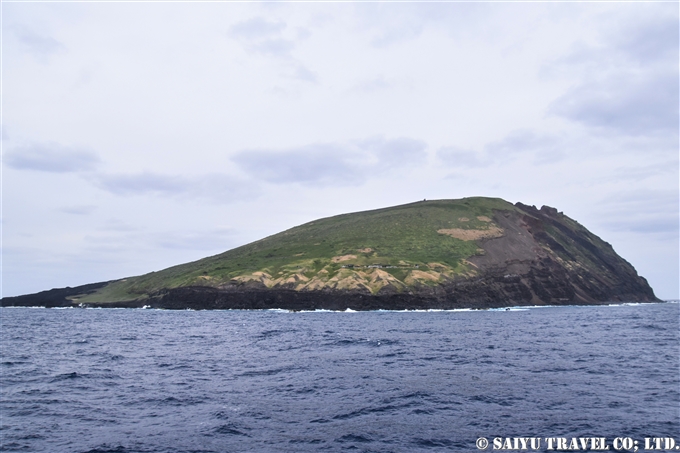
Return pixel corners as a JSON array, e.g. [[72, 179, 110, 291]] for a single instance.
[[1, 197, 659, 310]]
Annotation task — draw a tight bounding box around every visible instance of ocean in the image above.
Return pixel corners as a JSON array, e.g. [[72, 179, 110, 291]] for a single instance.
[[1, 302, 678, 452]]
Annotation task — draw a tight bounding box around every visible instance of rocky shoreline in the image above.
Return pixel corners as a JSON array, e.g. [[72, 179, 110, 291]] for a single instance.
[[2, 261, 659, 311]]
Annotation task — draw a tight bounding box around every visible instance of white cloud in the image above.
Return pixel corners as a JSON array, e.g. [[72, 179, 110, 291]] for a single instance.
[[95, 172, 188, 196], [287, 64, 317, 83], [595, 190, 679, 238], [58, 205, 97, 215], [93, 172, 260, 204], [13, 27, 64, 59], [4, 143, 100, 173], [229, 16, 295, 59], [437, 147, 488, 168], [550, 72, 678, 136], [232, 137, 427, 187], [351, 76, 391, 93], [228, 17, 286, 41], [546, 11, 678, 137], [437, 131, 567, 168]]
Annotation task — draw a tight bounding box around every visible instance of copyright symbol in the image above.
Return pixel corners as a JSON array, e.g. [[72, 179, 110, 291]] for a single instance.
[[476, 437, 489, 450]]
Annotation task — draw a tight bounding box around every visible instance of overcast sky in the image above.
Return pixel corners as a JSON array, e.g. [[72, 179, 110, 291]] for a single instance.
[[2, 1, 678, 299]]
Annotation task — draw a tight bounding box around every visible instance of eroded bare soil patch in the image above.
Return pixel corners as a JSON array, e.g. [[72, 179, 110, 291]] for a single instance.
[[437, 226, 504, 241], [332, 255, 358, 263]]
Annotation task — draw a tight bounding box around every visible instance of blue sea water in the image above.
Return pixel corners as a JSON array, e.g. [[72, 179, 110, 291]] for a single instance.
[[1, 303, 678, 453]]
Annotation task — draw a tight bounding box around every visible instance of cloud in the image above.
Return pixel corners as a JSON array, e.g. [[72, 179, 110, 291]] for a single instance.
[[353, 3, 428, 48], [437, 147, 488, 168], [438, 131, 565, 169], [58, 205, 97, 215], [595, 190, 679, 237], [251, 38, 295, 58], [233, 144, 363, 186], [357, 136, 427, 169], [485, 130, 563, 162], [612, 15, 678, 65], [93, 172, 259, 204], [228, 16, 316, 83], [549, 72, 678, 136], [545, 12, 678, 74], [352, 3, 485, 48], [95, 172, 187, 196], [229, 17, 295, 58], [4, 143, 100, 173], [612, 160, 679, 183], [371, 22, 424, 48], [547, 14, 678, 137], [232, 137, 427, 186], [97, 219, 139, 233], [288, 64, 317, 83], [351, 76, 390, 93], [228, 17, 286, 40], [14, 28, 64, 59]]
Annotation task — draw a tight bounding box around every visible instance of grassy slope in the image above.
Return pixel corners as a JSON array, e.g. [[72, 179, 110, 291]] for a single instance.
[[80, 197, 517, 302]]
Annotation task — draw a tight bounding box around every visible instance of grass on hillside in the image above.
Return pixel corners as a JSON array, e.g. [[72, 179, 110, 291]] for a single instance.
[[80, 197, 517, 302]]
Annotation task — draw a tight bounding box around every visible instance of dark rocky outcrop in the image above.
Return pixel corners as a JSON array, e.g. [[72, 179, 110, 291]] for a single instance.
[[1, 281, 112, 308]]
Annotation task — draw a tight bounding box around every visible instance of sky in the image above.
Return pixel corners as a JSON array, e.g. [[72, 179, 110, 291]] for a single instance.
[[2, 1, 678, 299]]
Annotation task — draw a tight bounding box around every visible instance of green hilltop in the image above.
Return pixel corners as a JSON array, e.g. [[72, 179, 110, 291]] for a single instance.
[[79, 197, 517, 303]]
